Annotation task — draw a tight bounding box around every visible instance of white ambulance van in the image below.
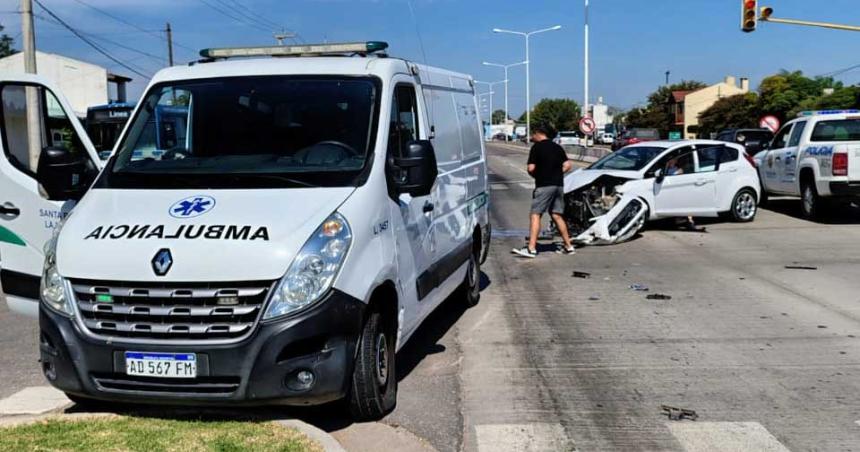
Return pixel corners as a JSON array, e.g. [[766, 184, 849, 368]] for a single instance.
[[0, 42, 490, 420]]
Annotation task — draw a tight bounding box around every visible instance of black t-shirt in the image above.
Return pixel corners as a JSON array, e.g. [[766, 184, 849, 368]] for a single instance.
[[527, 140, 568, 187]]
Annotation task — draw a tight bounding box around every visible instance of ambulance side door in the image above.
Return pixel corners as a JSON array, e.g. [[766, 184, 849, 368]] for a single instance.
[[0, 76, 100, 316]]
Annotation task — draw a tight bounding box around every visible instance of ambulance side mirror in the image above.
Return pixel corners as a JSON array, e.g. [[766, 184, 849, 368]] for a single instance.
[[36, 146, 94, 201], [392, 140, 438, 197]]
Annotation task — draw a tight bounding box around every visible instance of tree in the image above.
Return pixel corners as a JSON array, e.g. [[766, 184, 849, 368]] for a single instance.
[[0, 23, 17, 58], [492, 109, 509, 124], [698, 93, 761, 137], [758, 70, 842, 121], [528, 98, 581, 132], [623, 81, 707, 137]]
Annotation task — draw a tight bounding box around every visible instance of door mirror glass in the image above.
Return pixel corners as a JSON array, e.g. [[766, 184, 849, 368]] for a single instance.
[[654, 168, 665, 184], [392, 140, 438, 197], [0, 83, 95, 200], [36, 145, 94, 200]]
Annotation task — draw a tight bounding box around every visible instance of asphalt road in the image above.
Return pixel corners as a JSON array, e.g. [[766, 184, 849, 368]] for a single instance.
[[3, 142, 860, 451]]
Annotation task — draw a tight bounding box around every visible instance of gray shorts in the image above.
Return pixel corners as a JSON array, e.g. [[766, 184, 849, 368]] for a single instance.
[[531, 185, 565, 215]]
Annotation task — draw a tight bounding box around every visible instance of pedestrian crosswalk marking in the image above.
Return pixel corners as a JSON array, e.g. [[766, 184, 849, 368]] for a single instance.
[[475, 423, 571, 452], [667, 421, 790, 452]]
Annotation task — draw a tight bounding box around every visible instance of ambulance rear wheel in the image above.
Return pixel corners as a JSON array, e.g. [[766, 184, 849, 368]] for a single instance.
[[348, 310, 397, 421]]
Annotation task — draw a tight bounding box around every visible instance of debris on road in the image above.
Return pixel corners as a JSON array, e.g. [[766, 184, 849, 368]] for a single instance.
[[630, 283, 649, 292], [647, 294, 672, 300], [572, 271, 592, 279], [661, 405, 699, 421], [785, 265, 818, 270], [588, 296, 600, 301]]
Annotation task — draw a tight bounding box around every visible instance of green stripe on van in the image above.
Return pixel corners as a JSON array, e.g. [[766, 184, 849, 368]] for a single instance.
[[0, 226, 26, 246]]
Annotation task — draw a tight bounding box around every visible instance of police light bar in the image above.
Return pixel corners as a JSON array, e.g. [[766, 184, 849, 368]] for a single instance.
[[798, 109, 860, 117], [199, 41, 389, 59]]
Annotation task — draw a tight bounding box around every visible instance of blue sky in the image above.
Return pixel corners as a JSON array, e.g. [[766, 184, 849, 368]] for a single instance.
[[2, 0, 860, 114]]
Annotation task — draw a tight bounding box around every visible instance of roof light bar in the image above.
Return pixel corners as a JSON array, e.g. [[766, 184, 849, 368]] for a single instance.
[[199, 41, 389, 59], [798, 109, 860, 117]]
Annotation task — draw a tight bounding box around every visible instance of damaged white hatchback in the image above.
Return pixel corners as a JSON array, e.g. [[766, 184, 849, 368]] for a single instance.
[[561, 140, 761, 245]]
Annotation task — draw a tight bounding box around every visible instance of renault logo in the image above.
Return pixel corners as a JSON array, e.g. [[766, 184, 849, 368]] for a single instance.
[[152, 249, 173, 276]]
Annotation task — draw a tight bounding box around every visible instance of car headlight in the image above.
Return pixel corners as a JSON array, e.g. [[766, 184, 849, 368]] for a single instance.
[[40, 223, 72, 316], [263, 212, 352, 320]]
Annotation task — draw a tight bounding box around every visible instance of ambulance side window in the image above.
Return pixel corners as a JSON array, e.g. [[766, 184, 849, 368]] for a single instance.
[[387, 84, 419, 159], [0, 83, 89, 180]]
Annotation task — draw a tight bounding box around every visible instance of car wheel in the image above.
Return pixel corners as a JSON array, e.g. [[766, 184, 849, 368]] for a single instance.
[[348, 310, 397, 421], [801, 180, 823, 219], [460, 247, 481, 307], [731, 189, 758, 222]]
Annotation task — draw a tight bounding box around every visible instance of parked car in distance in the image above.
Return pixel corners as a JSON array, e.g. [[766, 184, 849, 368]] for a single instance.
[[715, 128, 774, 156], [555, 131, 581, 146], [599, 132, 615, 145], [612, 128, 660, 151]]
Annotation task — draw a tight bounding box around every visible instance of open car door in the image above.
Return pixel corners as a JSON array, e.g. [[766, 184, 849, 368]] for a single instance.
[[0, 74, 102, 317]]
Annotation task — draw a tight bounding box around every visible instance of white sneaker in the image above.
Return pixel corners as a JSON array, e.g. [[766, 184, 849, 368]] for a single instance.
[[555, 245, 576, 255], [511, 247, 537, 258]]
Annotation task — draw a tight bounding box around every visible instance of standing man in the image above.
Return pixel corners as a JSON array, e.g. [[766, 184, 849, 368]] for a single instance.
[[512, 124, 576, 258]]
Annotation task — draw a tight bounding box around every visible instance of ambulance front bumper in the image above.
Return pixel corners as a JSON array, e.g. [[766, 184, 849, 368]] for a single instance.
[[38, 289, 365, 406]]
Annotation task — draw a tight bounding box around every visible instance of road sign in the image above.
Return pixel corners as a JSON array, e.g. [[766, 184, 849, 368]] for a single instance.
[[668, 131, 682, 141], [760, 115, 780, 133], [579, 116, 596, 135]]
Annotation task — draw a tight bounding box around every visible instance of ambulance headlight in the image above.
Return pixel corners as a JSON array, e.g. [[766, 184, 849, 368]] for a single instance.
[[264, 213, 352, 320], [40, 226, 72, 316]]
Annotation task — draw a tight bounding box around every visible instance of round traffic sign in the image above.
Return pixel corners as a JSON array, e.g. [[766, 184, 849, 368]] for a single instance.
[[579, 116, 596, 134], [759, 115, 780, 133]]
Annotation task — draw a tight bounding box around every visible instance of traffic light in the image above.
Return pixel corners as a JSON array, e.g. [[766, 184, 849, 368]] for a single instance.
[[760, 6, 774, 21], [741, 0, 758, 32]]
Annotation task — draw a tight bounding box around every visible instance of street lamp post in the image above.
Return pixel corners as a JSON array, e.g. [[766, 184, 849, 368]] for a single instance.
[[492, 25, 561, 142], [483, 60, 527, 141], [475, 80, 505, 126]]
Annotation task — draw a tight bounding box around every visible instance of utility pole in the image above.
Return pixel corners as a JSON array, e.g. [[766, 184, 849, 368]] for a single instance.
[[165, 22, 174, 66], [21, 0, 41, 171], [583, 0, 590, 120], [22, 0, 36, 74]]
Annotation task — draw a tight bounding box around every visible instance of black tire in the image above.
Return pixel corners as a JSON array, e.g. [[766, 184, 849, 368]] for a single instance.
[[730, 189, 758, 222], [801, 179, 823, 220], [460, 247, 481, 307], [758, 188, 769, 207], [348, 310, 397, 421]]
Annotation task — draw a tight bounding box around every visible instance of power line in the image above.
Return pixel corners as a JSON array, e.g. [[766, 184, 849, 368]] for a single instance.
[[197, 0, 271, 33], [213, 0, 279, 30], [68, 0, 197, 56], [34, 0, 151, 79], [33, 13, 164, 64]]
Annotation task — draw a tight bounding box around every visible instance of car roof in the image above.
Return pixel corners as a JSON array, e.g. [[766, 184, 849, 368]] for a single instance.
[[628, 139, 739, 148]]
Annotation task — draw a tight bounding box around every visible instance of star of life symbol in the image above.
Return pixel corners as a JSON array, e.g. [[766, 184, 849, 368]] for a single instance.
[[169, 195, 216, 218]]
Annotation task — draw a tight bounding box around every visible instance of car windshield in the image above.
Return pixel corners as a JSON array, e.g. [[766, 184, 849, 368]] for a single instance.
[[810, 119, 860, 142], [102, 76, 379, 189], [589, 146, 666, 171]]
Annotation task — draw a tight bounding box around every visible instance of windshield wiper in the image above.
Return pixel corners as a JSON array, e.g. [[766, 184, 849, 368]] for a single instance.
[[226, 174, 319, 188]]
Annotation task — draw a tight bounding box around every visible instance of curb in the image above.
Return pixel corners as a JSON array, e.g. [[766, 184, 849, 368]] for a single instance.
[[279, 419, 347, 452]]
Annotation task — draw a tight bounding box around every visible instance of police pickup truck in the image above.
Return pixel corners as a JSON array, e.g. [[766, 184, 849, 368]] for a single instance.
[[757, 110, 860, 218]]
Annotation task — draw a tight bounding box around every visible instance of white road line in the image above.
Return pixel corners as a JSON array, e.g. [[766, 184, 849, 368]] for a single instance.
[[0, 386, 71, 416], [518, 183, 533, 190], [490, 184, 509, 191], [475, 423, 571, 452], [666, 422, 790, 452]]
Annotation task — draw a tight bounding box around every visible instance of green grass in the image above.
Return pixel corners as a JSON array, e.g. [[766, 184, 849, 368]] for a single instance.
[[0, 415, 323, 452]]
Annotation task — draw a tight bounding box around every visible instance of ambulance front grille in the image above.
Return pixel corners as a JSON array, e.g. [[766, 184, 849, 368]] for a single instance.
[[69, 279, 274, 342]]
